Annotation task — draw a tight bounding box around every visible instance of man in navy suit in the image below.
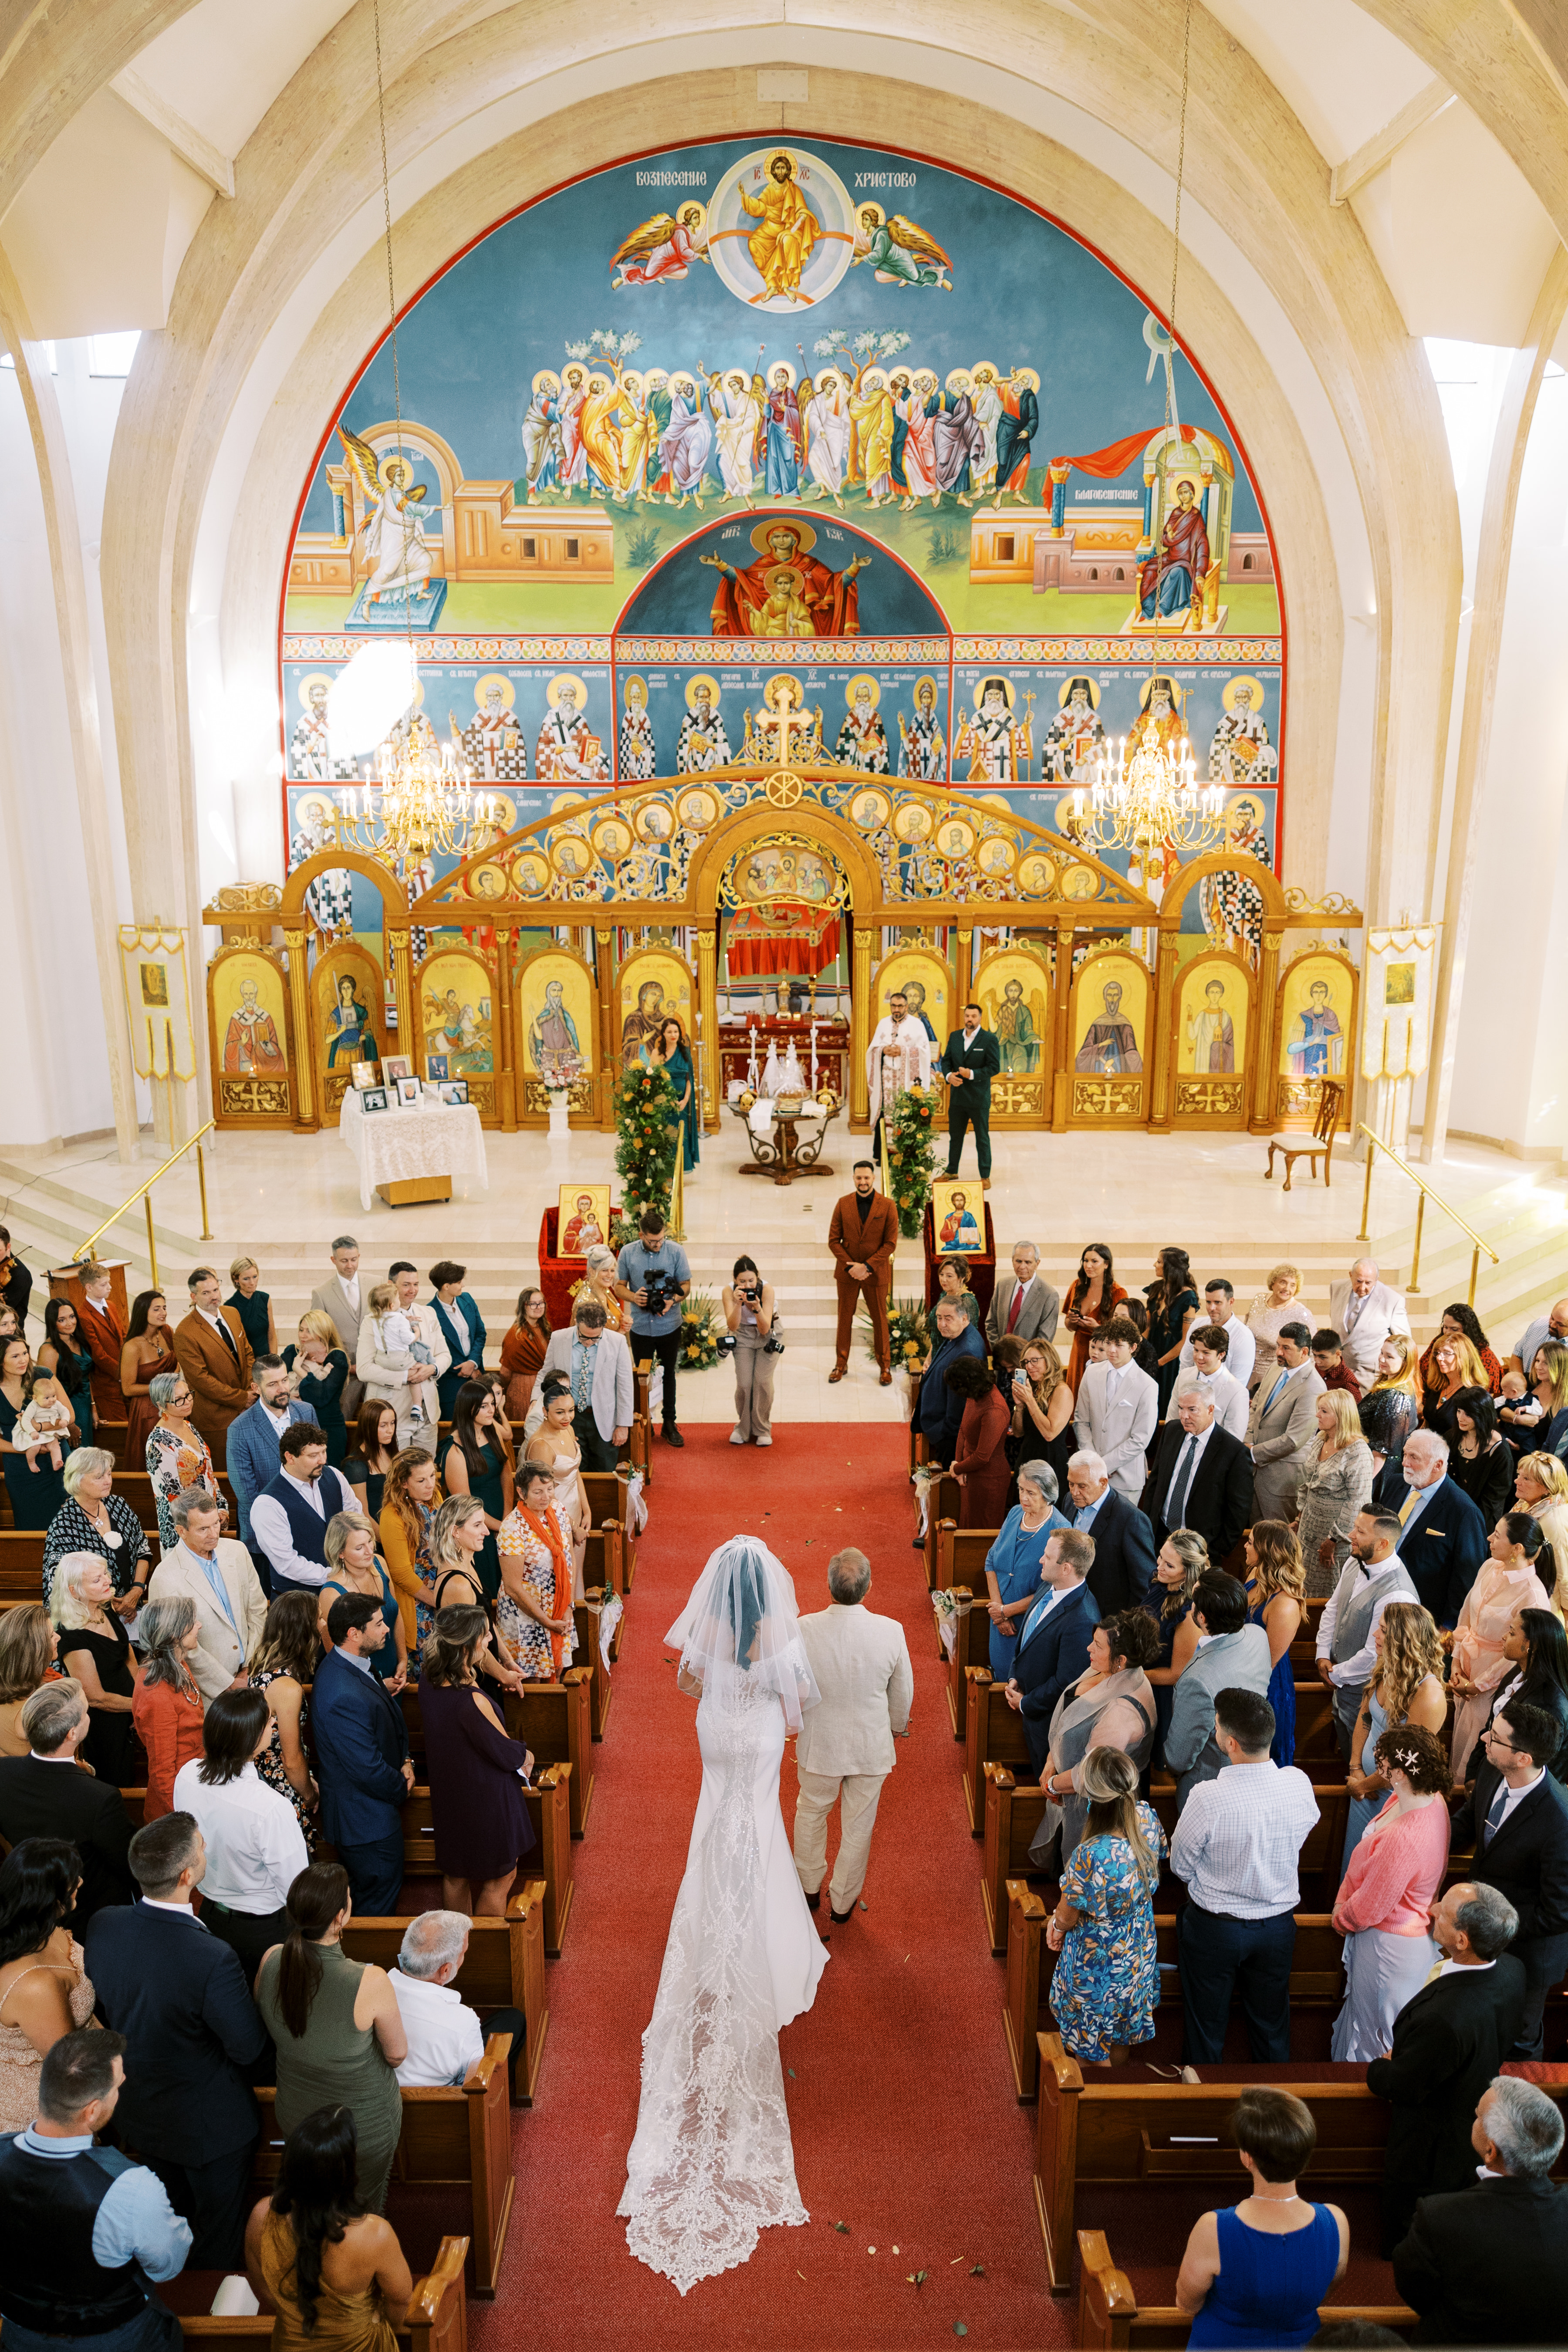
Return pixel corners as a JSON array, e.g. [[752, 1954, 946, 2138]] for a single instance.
[[311, 1594, 412, 1916], [1064, 1450, 1156, 1615], [83, 1812, 267, 2270], [1388, 1429, 1487, 1627], [1452, 1698, 1568, 2058], [223, 1355, 314, 1578], [917, 1298, 986, 1468], [1003, 1526, 1101, 1774]]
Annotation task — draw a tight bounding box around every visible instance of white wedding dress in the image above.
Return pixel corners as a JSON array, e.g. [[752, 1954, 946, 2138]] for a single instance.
[[619, 1541, 828, 2295]]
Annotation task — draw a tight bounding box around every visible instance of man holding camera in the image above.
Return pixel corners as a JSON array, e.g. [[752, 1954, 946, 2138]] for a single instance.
[[615, 1207, 692, 1448]]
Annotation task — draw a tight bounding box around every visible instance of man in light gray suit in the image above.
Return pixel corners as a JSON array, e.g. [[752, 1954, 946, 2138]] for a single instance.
[[1164, 1573, 1273, 1806], [1246, 1321, 1326, 1521], [537, 1296, 633, 1473], [985, 1240, 1060, 1350], [794, 1548, 913, 1927], [1073, 1315, 1159, 1501], [311, 1234, 366, 1423], [1328, 1257, 1411, 1391]]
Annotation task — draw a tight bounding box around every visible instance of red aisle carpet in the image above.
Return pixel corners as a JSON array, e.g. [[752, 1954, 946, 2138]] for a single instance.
[[470, 1423, 1065, 2352]]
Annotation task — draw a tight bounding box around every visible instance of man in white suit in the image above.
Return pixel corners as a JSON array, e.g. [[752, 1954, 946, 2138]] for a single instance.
[[1246, 1323, 1327, 1521], [311, 1233, 366, 1423], [985, 1239, 1061, 1350], [1073, 1315, 1159, 1501], [145, 1487, 267, 1701], [1328, 1257, 1411, 1390], [355, 1262, 450, 1449], [537, 1296, 633, 1472], [793, 1548, 914, 1928]]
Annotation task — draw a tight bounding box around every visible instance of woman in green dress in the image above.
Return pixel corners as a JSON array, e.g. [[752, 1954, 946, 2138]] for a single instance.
[[256, 1861, 406, 2214], [652, 1015, 700, 1172], [439, 1380, 512, 1602]]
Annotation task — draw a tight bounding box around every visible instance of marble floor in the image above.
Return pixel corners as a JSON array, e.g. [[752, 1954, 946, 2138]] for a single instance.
[[3, 1112, 1563, 1425]]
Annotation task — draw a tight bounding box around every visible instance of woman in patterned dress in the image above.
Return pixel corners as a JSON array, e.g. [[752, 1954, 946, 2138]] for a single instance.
[[145, 1368, 223, 1550], [497, 1463, 577, 1681], [1045, 1745, 1167, 2068], [248, 1591, 322, 1853]]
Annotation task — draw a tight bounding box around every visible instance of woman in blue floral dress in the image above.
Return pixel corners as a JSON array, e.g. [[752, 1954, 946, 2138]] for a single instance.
[[1047, 1746, 1166, 2065]]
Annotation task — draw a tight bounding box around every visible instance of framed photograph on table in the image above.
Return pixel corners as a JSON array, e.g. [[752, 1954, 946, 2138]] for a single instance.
[[394, 1076, 422, 1109], [438, 1080, 469, 1106], [426, 1053, 449, 1082], [383, 1055, 412, 1084], [350, 1061, 378, 1091], [931, 1177, 983, 1253], [359, 1086, 388, 1113]]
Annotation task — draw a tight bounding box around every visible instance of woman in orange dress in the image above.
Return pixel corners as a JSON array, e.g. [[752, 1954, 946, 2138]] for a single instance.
[[500, 1288, 551, 1424], [119, 1289, 174, 1467], [1061, 1242, 1127, 1395]]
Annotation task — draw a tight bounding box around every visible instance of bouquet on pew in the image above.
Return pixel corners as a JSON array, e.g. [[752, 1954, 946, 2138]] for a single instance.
[[885, 1082, 938, 1237], [678, 1288, 720, 1370], [878, 1296, 929, 1372]]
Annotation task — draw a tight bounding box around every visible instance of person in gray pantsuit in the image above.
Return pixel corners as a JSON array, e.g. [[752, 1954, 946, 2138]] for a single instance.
[[1164, 1573, 1273, 1808], [1245, 1323, 1326, 1522]]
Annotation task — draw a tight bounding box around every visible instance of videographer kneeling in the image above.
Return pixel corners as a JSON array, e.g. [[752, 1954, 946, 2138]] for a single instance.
[[615, 1208, 692, 1449], [720, 1255, 782, 1448]]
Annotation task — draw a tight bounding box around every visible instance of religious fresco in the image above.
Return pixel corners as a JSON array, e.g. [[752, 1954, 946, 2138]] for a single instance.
[[280, 134, 1286, 921], [1279, 953, 1352, 1082], [617, 948, 695, 1068], [975, 947, 1049, 1075], [520, 950, 596, 1083], [1177, 956, 1249, 1074], [1071, 953, 1147, 1075], [417, 950, 495, 1075]]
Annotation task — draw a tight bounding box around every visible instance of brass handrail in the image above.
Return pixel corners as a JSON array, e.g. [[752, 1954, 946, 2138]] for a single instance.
[[1356, 1122, 1500, 1305], [74, 1122, 215, 1290]]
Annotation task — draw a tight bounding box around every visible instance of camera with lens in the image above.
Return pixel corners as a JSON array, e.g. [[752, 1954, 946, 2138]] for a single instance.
[[641, 1268, 674, 1319]]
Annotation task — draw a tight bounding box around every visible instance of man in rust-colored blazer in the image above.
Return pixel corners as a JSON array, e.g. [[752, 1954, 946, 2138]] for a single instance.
[[78, 1264, 127, 1427], [828, 1161, 899, 1386], [172, 1264, 254, 1468]]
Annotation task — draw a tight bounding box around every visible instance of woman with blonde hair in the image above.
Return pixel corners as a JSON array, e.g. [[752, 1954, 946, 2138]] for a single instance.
[[318, 1513, 406, 1691], [1528, 1341, 1568, 1456], [1516, 1452, 1568, 1609], [1339, 1599, 1446, 1880], [1358, 1332, 1422, 1490], [1243, 1521, 1304, 1767], [1296, 1389, 1375, 1598], [1044, 1744, 1167, 2069], [0, 1608, 57, 1758], [283, 1308, 350, 1465], [1006, 1338, 1075, 1495], [577, 1247, 627, 1336], [1420, 1328, 1493, 1444], [430, 1495, 523, 1697], [1417, 1303, 1502, 1402], [50, 1553, 140, 1784], [1245, 1264, 1301, 1390], [377, 1448, 443, 1653], [226, 1255, 277, 1360]]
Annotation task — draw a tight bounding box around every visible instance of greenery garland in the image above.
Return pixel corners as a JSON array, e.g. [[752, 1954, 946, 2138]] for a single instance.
[[886, 1082, 939, 1239], [613, 1062, 680, 1229]]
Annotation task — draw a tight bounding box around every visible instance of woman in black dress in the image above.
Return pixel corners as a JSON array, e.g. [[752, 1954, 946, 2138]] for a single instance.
[[226, 1256, 276, 1359], [341, 1400, 399, 1523], [0, 1338, 71, 1531], [418, 1605, 537, 1916], [1448, 1389, 1515, 1532], [284, 1311, 351, 1465], [37, 1301, 95, 1448], [50, 1551, 140, 1784], [439, 1381, 512, 1603], [1145, 1246, 1199, 1420]]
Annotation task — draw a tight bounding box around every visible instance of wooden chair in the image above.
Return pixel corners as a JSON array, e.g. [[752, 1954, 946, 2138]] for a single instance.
[[254, 2039, 515, 2295], [179, 2232, 470, 2352], [341, 1887, 549, 2104], [1074, 2228, 1416, 2349], [1265, 1078, 1343, 1192]]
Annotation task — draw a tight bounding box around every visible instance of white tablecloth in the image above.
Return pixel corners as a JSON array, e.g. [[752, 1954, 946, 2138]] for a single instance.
[[340, 1086, 490, 1211]]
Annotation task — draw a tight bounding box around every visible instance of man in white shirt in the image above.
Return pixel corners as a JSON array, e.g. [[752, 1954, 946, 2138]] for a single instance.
[[311, 1235, 365, 1419], [392, 1911, 528, 2095], [249, 1425, 358, 1596], [1328, 1257, 1411, 1390], [1169, 1684, 1319, 2065], [1315, 1507, 1418, 1751], [985, 1239, 1060, 1349], [1510, 1293, 1568, 1381], [1073, 1315, 1159, 1500], [172, 1687, 308, 1977], [1169, 1324, 1250, 1438], [793, 1548, 914, 1926], [1176, 1279, 1256, 1391], [145, 1490, 267, 1700]]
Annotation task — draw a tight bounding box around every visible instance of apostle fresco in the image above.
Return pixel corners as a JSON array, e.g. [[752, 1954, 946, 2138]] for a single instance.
[[1186, 979, 1235, 1074], [1288, 979, 1344, 1078], [527, 977, 585, 1081], [1074, 980, 1143, 1074], [222, 979, 284, 1076]]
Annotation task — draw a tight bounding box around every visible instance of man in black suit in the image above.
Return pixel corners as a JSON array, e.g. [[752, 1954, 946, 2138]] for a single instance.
[[1452, 1696, 1568, 2055], [1003, 1526, 1100, 1774], [939, 1002, 1001, 1186], [1386, 1429, 1487, 1627], [1366, 1879, 1525, 2252], [1064, 1450, 1155, 1615], [84, 1812, 268, 2270], [1139, 1388, 1254, 1568], [1394, 2073, 1568, 2345], [0, 1680, 134, 1923]]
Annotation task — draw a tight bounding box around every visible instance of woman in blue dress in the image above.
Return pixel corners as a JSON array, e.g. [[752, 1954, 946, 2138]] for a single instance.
[[1243, 1521, 1304, 1768], [980, 1462, 1068, 1680], [1045, 1747, 1166, 2068], [325, 974, 377, 1068], [650, 1017, 700, 1172], [1176, 2088, 1348, 2349]]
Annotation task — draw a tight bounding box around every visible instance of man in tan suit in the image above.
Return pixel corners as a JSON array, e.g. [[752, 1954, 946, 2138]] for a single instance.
[[828, 1161, 899, 1385], [1246, 1321, 1327, 1520], [172, 1265, 254, 1468], [310, 1233, 365, 1423], [146, 1486, 267, 1699], [793, 1548, 914, 1925]]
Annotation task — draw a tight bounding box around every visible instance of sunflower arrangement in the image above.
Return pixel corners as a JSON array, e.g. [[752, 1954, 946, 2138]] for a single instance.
[[876, 1294, 930, 1369], [613, 1062, 680, 1227], [886, 1083, 939, 1238], [679, 1288, 720, 1371]]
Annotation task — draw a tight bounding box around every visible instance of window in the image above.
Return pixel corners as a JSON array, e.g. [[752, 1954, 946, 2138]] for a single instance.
[[1242, 552, 1254, 571], [0, 340, 56, 372], [565, 537, 580, 560], [521, 536, 537, 559], [1114, 566, 1125, 581], [88, 333, 141, 377], [995, 534, 1015, 561], [1088, 566, 1098, 579]]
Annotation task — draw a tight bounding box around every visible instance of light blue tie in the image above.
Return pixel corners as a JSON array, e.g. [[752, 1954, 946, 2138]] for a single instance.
[[1021, 1590, 1054, 1649], [1262, 1371, 1288, 1416], [187, 1546, 240, 1639]]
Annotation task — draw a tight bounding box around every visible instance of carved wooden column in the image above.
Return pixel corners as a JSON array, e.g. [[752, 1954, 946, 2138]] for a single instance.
[[494, 928, 517, 1130], [851, 923, 872, 1127], [284, 925, 316, 1131], [595, 929, 616, 1127], [1251, 925, 1284, 1132], [1051, 920, 1075, 1131], [1149, 929, 1179, 1132], [955, 927, 973, 1008], [695, 927, 720, 1128]]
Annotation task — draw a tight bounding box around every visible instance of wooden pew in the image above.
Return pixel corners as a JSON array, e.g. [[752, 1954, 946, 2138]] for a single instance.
[[921, 1473, 961, 1591], [963, 1666, 1033, 1834], [631, 1358, 653, 1483], [581, 1467, 637, 1594], [341, 1893, 548, 2105], [507, 1671, 593, 1836], [934, 1522, 999, 1731], [983, 1763, 1046, 1954], [573, 1585, 621, 1743], [1074, 2228, 1416, 2349], [253, 2039, 514, 2297], [1286, 1596, 1328, 1678], [1003, 1888, 1347, 2101], [178, 2232, 470, 2352], [525, 1767, 575, 1955], [1031, 2037, 1568, 2294], [4, 1528, 163, 1600]]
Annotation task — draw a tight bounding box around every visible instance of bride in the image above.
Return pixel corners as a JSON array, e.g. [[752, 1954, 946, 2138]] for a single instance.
[[619, 1534, 828, 2293]]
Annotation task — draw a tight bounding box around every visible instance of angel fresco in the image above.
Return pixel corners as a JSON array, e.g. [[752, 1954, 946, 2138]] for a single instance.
[[850, 203, 953, 290], [611, 203, 710, 287], [338, 426, 433, 608]]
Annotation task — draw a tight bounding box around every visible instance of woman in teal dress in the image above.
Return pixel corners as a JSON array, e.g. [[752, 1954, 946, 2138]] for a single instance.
[[325, 975, 377, 1068], [652, 1016, 700, 1172], [1046, 1747, 1166, 2066]]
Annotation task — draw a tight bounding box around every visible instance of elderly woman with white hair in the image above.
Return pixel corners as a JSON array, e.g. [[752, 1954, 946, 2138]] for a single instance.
[[980, 1460, 1070, 1681], [41, 1446, 149, 1615], [49, 1552, 142, 1785], [145, 1364, 223, 1550]]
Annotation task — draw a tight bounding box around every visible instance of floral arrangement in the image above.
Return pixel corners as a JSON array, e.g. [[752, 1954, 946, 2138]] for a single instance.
[[614, 1062, 680, 1227], [886, 1083, 939, 1238], [679, 1288, 720, 1371], [878, 1294, 930, 1370]]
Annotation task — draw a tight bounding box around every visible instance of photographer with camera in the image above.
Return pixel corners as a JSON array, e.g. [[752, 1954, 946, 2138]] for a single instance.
[[720, 1255, 782, 1447], [615, 1208, 692, 1449]]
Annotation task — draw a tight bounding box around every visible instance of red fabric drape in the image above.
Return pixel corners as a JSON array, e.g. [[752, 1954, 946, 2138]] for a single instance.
[[1049, 426, 1158, 479]]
